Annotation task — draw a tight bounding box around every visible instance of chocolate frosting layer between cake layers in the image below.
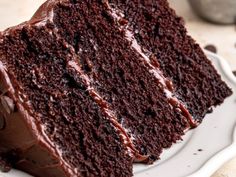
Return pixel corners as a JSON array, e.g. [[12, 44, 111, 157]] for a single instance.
[[27, 0, 193, 162], [108, 0, 232, 120], [27, 0, 154, 163]]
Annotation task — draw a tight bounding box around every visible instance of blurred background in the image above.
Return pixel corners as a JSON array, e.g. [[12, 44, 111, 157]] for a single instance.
[[0, 0, 236, 177]]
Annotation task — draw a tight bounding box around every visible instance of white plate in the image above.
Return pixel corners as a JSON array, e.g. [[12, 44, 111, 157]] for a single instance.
[[134, 51, 236, 177], [0, 51, 235, 177]]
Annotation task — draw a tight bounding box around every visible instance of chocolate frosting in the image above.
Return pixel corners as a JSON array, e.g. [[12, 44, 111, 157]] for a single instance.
[[0, 1, 77, 176]]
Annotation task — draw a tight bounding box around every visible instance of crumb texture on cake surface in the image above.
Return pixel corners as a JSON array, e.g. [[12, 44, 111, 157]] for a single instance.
[[0, 19, 133, 177], [108, 0, 232, 120], [52, 0, 192, 161], [0, 0, 232, 177]]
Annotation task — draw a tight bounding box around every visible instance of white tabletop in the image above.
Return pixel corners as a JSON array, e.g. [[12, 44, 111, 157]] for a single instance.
[[0, 0, 235, 177]]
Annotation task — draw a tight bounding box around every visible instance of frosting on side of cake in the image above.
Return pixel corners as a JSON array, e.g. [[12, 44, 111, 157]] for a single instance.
[[0, 61, 78, 176], [30, 0, 55, 27]]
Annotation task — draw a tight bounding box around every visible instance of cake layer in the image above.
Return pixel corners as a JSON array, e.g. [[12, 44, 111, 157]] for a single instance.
[[0, 23, 133, 177], [47, 0, 190, 162], [108, 0, 232, 121]]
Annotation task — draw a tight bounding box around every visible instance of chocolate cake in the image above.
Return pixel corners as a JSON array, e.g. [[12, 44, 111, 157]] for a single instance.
[[0, 0, 232, 177]]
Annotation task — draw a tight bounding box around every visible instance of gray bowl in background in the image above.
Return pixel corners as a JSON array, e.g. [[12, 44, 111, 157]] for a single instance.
[[189, 0, 236, 24]]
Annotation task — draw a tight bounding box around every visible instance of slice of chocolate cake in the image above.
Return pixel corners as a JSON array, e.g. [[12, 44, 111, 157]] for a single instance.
[[0, 0, 232, 177]]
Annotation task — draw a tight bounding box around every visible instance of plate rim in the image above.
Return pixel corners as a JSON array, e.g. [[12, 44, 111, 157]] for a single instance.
[[186, 50, 236, 177]]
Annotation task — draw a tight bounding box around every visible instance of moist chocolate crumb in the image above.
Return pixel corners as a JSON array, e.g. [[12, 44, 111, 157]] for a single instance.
[[204, 44, 217, 53], [198, 149, 203, 152]]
